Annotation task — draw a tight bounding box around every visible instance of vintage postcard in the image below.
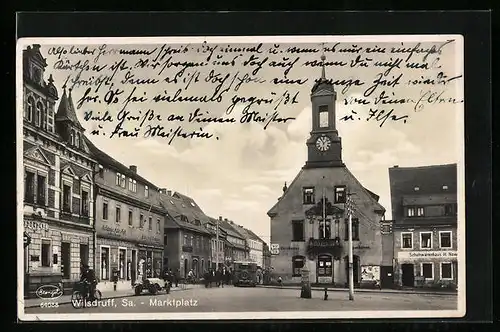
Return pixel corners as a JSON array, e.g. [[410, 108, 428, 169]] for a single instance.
[[17, 35, 465, 321]]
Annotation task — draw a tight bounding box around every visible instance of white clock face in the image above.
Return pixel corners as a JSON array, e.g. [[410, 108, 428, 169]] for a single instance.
[[316, 136, 331, 151]]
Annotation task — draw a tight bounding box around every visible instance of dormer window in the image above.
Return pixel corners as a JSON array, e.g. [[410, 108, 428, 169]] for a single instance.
[[70, 129, 75, 146], [414, 186, 420, 191]]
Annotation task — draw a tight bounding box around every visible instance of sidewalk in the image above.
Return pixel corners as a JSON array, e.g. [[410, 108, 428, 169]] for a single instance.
[[257, 285, 458, 296], [22, 284, 201, 309]]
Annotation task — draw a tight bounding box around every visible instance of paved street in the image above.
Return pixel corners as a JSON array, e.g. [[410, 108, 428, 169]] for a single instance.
[[25, 285, 457, 314]]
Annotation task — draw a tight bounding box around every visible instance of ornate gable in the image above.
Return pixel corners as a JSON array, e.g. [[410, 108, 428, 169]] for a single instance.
[[24, 147, 52, 166], [61, 164, 77, 177], [80, 173, 93, 183], [305, 197, 344, 218]]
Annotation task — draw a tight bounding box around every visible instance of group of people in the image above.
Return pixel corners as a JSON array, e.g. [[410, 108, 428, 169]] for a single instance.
[[202, 267, 232, 288]]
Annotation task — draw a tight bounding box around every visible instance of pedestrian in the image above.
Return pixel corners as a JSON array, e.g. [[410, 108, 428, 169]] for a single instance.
[[277, 276, 283, 287], [174, 268, 179, 287]]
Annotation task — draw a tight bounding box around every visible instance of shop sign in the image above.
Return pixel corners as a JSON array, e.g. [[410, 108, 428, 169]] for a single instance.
[[397, 250, 458, 260], [102, 224, 126, 237], [141, 234, 161, 244], [24, 220, 49, 232]]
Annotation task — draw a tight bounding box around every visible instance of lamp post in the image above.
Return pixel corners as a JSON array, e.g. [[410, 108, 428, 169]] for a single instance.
[[347, 192, 354, 301]]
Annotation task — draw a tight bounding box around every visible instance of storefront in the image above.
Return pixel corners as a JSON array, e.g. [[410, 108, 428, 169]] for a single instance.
[[23, 217, 94, 298], [395, 250, 458, 289]]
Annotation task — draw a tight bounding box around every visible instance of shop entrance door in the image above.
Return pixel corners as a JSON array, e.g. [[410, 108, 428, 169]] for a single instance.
[[61, 242, 71, 279], [401, 263, 415, 287], [131, 250, 137, 284]]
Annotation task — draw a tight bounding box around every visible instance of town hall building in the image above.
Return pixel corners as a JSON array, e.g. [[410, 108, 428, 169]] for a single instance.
[[268, 56, 386, 287]]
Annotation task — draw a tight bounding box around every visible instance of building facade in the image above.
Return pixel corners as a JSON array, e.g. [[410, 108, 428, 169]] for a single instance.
[[263, 243, 272, 270], [268, 61, 386, 286], [389, 164, 458, 289], [22, 44, 96, 297], [161, 191, 212, 278], [219, 218, 248, 262], [207, 217, 229, 269], [86, 140, 164, 291], [243, 229, 265, 268]]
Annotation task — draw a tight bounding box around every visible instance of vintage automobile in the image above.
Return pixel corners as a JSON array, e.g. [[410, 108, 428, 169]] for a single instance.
[[232, 261, 258, 287], [133, 277, 171, 296]]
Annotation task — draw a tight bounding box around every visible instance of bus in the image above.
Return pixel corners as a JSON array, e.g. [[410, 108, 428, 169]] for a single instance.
[[232, 261, 258, 287]]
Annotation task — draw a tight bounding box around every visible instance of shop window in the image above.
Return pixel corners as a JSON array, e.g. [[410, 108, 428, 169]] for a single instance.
[[334, 186, 346, 203], [102, 202, 108, 220], [41, 239, 51, 267], [439, 231, 452, 248], [421, 263, 433, 280], [292, 220, 304, 241], [441, 262, 453, 280], [292, 256, 305, 277], [24, 171, 35, 203], [119, 249, 126, 279], [401, 232, 413, 249], [101, 247, 110, 280], [303, 187, 315, 204], [420, 232, 432, 249]]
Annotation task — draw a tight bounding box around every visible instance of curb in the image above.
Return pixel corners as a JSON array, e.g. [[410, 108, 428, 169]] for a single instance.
[[256, 285, 458, 296], [24, 286, 193, 309]]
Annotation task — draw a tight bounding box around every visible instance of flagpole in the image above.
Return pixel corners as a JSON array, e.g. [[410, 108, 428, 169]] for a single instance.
[[347, 192, 354, 301]]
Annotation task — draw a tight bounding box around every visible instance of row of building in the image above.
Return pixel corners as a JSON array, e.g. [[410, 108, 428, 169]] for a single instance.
[[21, 44, 271, 296], [268, 54, 459, 290]]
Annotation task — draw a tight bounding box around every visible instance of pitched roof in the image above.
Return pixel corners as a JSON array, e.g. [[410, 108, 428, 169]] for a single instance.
[[172, 192, 206, 215], [55, 88, 84, 130], [389, 163, 457, 220], [244, 228, 264, 243], [159, 193, 211, 235], [84, 136, 158, 189]]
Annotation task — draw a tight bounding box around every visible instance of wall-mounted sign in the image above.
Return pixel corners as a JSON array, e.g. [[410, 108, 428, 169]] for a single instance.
[[361, 265, 380, 283], [397, 250, 458, 260], [270, 244, 279, 250], [24, 220, 49, 232], [102, 224, 126, 237], [141, 234, 161, 243]]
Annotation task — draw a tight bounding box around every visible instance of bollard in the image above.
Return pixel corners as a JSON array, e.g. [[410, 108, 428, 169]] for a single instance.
[[300, 268, 312, 299], [323, 287, 328, 300]]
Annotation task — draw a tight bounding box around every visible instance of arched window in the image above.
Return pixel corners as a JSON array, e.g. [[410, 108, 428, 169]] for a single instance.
[[36, 102, 43, 126], [70, 129, 75, 146], [25, 97, 34, 121], [292, 255, 305, 277]]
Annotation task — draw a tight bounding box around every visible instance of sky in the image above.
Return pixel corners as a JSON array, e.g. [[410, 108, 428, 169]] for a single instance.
[[24, 37, 463, 244]]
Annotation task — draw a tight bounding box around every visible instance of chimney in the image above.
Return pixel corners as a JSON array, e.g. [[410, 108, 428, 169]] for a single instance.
[[167, 190, 172, 196], [393, 165, 399, 168], [129, 165, 137, 173], [219, 216, 222, 221], [224, 218, 229, 222]]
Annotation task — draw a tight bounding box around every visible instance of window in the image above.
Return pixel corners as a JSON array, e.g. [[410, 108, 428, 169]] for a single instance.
[[417, 207, 424, 217], [62, 184, 71, 212], [157, 218, 161, 233], [25, 97, 34, 121], [184, 234, 188, 245], [140, 214, 144, 228], [145, 185, 149, 197], [98, 166, 104, 178], [190, 235, 194, 246], [344, 218, 359, 240], [164, 234, 168, 246], [41, 239, 51, 267], [444, 204, 457, 216], [303, 187, 315, 204], [292, 256, 305, 277], [128, 178, 133, 191], [414, 186, 420, 191], [440, 262, 453, 280], [116, 173, 121, 186], [102, 202, 108, 220], [101, 247, 110, 280], [442, 185, 448, 190], [116, 206, 121, 223], [420, 232, 432, 249], [292, 220, 305, 241], [81, 190, 89, 216], [80, 244, 89, 267], [319, 220, 331, 239], [407, 207, 415, 217], [36, 174, 46, 205], [128, 210, 133, 226], [439, 231, 452, 248], [121, 174, 126, 188], [148, 216, 152, 231], [24, 171, 35, 203], [421, 263, 434, 279], [319, 105, 329, 127], [36, 102, 43, 127], [76, 133, 81, 148], [70, 129, 75, 145], [401, 232, 413, 249], [334, 186, 346, 203], [119, 249, 126, 279]]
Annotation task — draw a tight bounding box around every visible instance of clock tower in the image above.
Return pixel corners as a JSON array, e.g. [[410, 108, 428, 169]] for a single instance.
[[304, 53, 344, 168]]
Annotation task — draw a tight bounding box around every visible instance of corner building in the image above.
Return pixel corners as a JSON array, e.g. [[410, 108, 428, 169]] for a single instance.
[[268, 63, 386, 286], [22, 44, 96, 297], [389, 164, 458, 289], [86, 140, 164, 291]]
